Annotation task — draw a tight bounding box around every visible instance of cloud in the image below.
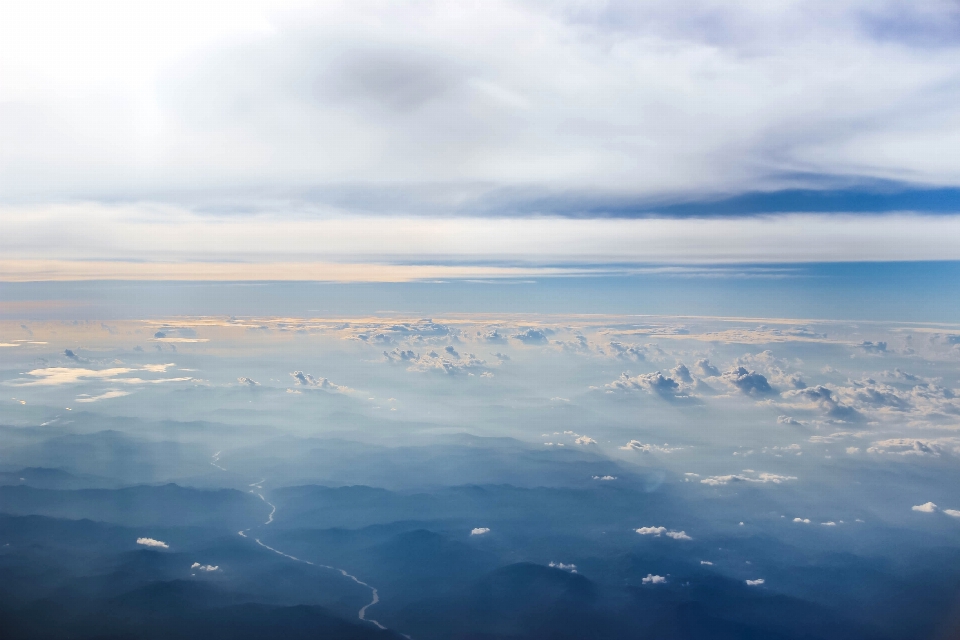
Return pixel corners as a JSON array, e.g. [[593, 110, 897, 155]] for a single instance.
[[859, 341, 888, 354], [8, 364, 190, 387], [783, 386, 863, 421], [470, 527, 490, 536], [700, 560, 713, 565], [574, 435, 596, 445], [604, 371, 693, 399], [695, 358, 720, 377], [671, 363, 693, 384], [746, 579, 765, 586], [821, 521, 837, 526], [793, 518, 811, 523], [64, 349, 79, 360], [700, 471, 797, 486], [548, 562, 577, 573], [384, 348, 489, 375], [636, 526, 691, 540], [620, 440, 683, 453], [642, 574, 666, 584], [608, 341, 647, 361], [912, 502, 938, 513], [76, 390, 131, 403], [777, 415, 803, 425], [136, 538, 168, 549], [944, 509, 960, 518], [513, 328, 550, 345], [723, 367, 775, 396], [868, 438, 959, 456], [238, 377, 260, 386], [289, 371, 352, 393], [592, 475, 616, 481], [191, 562, 220, 572]]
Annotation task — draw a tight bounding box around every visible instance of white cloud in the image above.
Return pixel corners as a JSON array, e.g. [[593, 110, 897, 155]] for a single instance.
[[944, 509, 960, 518], [746, 579, 765, 586], [289, 371, 353, 393], [238, 377, 260, 386], [793, 518, 811, 523], [574, 435, 596, 445], [592, 475, 616, 481], [470, 527, 490, 536], [75, 390, 131, 403], [9, 364, 189, 387], [636, 526, 691, 540], [868, 438, 960, 456], [548, 562, 577, 573], [642, 574, 666, 585], [912, 502, 938, 513], [620, 440, 684, 453], [700, 560, 713, 565], [700, 471, 796, 486], [191, 562, 220, 572], [137, 537, 168, 548], [821, 521, 837, 526]]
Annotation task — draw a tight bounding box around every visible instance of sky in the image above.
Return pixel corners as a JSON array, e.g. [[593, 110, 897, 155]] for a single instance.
[[2, 0, 960, 281]]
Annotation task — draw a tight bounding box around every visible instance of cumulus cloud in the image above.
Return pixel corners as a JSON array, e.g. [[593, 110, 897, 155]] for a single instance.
[[868, 438, 959, 456], [137, 538, 169, 549], [383, 347, 489, 375], [783, 386, 862, 422], [793, 518, 811, 523], [604, 371, 693, 399], [191, 562, 220, 572], [723, 367, 775, 396], [746, 579, 765, 586], [548, 562, 577, 573], [574, 435, 596, 445], [592, 475, 616, 481], [620, 440, 683, 453], [944, 510, 960, 518], [777, 415, 804, 425], [700, 560, 713, 565], [636, 526, 691, 540], [470, 527, 490, 536], [695, 358, 720, 377], [513, 328, 550, 345], [859, 341, 888, 354], [289, 371, 353, 393], [700, 471, 797, 486], [237, 377, 260, 386], [608, 341, 647, 362], [642, 574, 666, 584], [912, 502, 938, 513]]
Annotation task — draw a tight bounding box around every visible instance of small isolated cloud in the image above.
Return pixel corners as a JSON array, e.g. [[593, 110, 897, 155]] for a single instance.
[[821, 521, 837, 526], [64, 349, 80, 360], [238, 377, 260, 386], [10, 364, 188, 387], [777, 415, 803, 426], [513, 328, 550, 345], [480, 330, 507, 344], [636, 526, 691, 540], [289, 371, 352, 393], [642, 574, 666, 584], [944, 509, 960, 518], [620, 440, 683, 453], [793, 518, 811, 524], [191, 562, 220, 572], [548, 562, 577, 573], [700, 471, 797, 486], [470, 527, 490, 536], [75, 390, 131, 403], [912, 502, 938, 513], [592, 475, 616, 481], [746, 579, 765, 586], [574, 435, 596, 445], [700, 560, 713, 565], [137, 537, 168, 548]]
